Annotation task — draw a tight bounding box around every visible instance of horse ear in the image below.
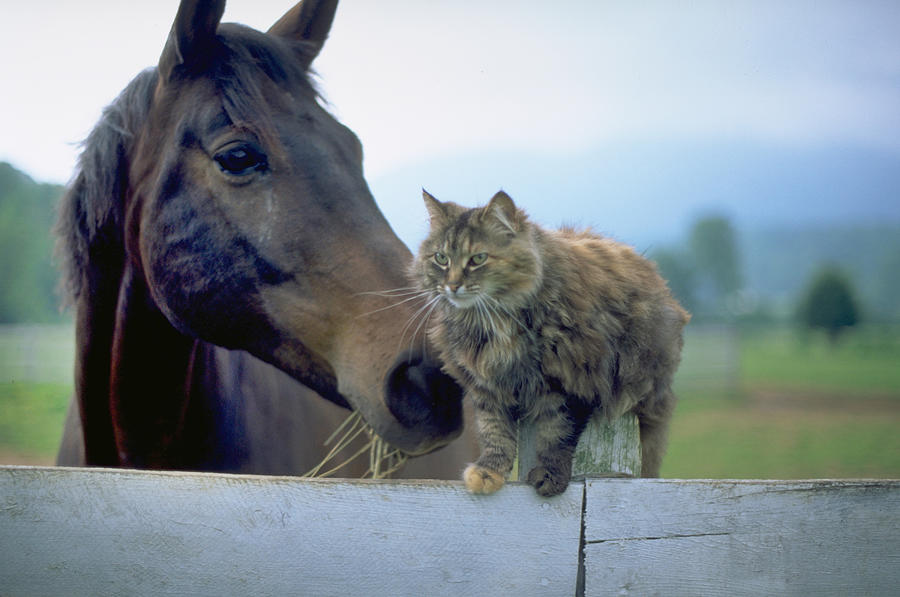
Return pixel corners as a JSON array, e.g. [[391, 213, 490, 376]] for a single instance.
[[422, 190, 448, 224], [268, 0, 338, 63], [159, 0, 226, 83], [482, 190, 521, 233]]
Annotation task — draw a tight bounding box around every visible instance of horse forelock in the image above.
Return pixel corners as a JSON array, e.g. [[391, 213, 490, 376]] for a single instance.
[[214, 24, 323, 156], [55, 24, 323, 309]]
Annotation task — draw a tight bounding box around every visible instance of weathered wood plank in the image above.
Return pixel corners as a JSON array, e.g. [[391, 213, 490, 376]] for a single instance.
[[572, 414, 641, 478], [583, 479, 900, 597], [3, 467, 898, 597], [515, 413, 641, 481], [0, 466, 581, 597]]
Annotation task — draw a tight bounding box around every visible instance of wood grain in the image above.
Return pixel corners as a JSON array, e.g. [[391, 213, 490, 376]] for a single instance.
[[2, 468, 898, 596], [515, 413, 641, 481], [583, 479, 900, 596], [0, 466, 581, 597]]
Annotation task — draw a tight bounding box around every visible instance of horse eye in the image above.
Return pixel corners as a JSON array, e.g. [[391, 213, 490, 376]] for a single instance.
[[433, 252, 449, 266], [469, 253, 488, 266], [214, 144, 268, 177]]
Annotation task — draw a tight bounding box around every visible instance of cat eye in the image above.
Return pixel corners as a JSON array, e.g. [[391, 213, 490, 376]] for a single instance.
[[433, 252, 449, 266], [469, 253, 488, 267]]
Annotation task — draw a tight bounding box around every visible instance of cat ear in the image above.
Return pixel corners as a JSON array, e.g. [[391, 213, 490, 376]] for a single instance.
[[422, 189, 448, 223], [483, 190, 521, 233]]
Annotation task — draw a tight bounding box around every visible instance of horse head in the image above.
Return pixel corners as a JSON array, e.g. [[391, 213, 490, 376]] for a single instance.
[[57, 0, 464, 468]]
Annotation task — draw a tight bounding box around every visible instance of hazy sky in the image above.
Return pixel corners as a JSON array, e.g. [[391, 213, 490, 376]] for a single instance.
[[2, 0, 898, 187]]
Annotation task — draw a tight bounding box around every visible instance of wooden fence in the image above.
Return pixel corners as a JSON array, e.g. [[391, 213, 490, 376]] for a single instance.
[[1, 467, 897, 596], [1, 414, 898, 596]]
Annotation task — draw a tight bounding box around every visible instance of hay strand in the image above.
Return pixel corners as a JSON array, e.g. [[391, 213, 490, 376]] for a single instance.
[[302, 410, 409, 479]]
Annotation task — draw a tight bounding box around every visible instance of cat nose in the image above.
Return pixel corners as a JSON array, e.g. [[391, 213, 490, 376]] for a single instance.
[[446, 282, 462, 293]]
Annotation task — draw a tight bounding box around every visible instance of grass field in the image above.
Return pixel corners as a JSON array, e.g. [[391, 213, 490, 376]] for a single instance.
[[0, 382, 70, 463], [1, 323, 898, 478], [662, 325, 900, 479], [0, 324, 74, 464]]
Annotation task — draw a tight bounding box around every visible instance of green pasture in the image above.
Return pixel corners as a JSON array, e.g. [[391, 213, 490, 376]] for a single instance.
[[0, 382, 70, 462], [1, 324, 898, 478], [740, 326, 900, 394], [663, 325, 900, 479], [0, 325, 74, 463]]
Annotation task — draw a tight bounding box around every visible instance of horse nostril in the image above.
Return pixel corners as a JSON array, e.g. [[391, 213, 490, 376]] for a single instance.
[[384, 350, 463, 436]]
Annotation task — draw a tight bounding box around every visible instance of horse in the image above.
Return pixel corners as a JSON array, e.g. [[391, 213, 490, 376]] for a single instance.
[[54, 0, 477, 478]]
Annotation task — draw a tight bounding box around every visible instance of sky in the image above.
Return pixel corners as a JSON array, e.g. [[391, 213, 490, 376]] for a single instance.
[[1, 0, 899, 246]]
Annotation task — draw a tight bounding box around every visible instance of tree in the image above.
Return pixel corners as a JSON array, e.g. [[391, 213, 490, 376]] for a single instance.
[[651, 248, 698, 314], [796, 265, 860, 341], [688, 215, 742, 316], [0, 162, 65, 323]]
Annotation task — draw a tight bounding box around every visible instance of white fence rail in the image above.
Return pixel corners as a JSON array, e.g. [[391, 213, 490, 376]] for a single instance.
[[1, 466, 897, 596]]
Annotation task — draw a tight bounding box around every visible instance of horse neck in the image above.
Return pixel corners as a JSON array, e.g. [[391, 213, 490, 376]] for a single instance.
[[76, 259, 221, 469]]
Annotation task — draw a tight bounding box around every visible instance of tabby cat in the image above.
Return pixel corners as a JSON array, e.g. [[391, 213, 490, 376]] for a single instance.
[[411, 190, 689, 496]]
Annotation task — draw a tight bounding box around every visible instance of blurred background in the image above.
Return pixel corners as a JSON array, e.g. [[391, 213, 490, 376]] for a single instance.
[[1, 0, 898, 477]]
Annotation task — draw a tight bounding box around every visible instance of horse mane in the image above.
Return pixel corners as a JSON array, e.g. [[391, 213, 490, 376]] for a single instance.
[[54, 68, 157, 307], [55, 24, 321, 308]]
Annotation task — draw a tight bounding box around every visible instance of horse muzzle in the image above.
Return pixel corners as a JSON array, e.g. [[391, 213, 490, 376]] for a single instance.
[[382, 350, 464, 455]]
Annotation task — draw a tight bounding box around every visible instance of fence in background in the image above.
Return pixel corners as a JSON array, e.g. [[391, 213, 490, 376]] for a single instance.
[[675, 323, 742, 393], [0, 323, 74, 384], [0, 322, 743, 389]]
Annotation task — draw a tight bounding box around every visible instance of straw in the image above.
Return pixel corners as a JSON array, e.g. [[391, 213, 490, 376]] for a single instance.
[[302, 410, 409, 480]]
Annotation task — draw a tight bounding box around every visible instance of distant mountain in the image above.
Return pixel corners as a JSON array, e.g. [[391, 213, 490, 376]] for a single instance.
[[5, 133, 898, 324], [0, 162, 65, 323], [368, 137, 900, 251], [368, 137, 900, 320]]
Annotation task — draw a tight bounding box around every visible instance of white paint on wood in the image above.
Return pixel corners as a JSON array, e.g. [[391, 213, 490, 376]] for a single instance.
[[583, 479, 900, 597], [0, 466, 581, 597]]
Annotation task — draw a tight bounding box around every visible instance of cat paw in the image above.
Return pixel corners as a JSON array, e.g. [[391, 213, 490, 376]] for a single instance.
[[463, 464, 505, 494], [527, 466, 570, 497]]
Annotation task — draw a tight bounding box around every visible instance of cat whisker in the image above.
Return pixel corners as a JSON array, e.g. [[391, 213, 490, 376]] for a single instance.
[[422, 299, 441, 358], [398, 294, 442, 354], [354, 290, 433, 319], [474, 295, 499, 337], [356, 286, 425, 298], [484, 294, 527, 331], [409, 297, 441, 359], [401, 293, 440, 336], [473, 295, 495, 333]]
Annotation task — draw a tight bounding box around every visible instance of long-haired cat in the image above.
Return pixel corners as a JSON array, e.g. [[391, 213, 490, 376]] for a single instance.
[[410, 190, 689, 496]]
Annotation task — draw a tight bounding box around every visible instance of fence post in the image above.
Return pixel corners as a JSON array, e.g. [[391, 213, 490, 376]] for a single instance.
[[514, 413, 642, 481]]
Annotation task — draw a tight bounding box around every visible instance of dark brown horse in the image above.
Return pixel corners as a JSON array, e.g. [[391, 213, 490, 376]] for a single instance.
[[55, 0, 476, 478]]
